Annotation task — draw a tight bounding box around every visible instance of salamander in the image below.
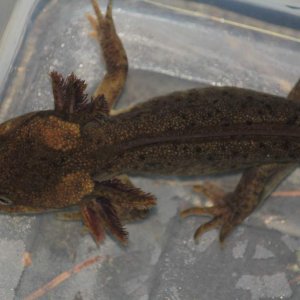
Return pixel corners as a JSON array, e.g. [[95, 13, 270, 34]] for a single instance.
[[0, 0, 299, 244]]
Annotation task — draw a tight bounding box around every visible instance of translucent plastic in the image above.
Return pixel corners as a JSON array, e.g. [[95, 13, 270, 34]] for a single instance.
[[0, 0, 299, 299]]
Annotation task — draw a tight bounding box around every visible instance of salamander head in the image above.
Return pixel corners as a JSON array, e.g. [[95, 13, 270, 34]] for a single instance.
[[0, 111, 94, 213]]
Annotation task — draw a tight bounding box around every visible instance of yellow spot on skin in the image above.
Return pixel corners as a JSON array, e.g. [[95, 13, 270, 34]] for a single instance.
[[40, 116, 81, 151], [0, 172, 94, 211], [49, 172, 94, 207], [19, 115, 81, 151]]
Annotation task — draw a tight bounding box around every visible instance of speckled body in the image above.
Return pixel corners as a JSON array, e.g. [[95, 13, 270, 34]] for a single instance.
[[0, 0, 299, 244], [1, 85, 299, 213], [91, 87, 300, 179]]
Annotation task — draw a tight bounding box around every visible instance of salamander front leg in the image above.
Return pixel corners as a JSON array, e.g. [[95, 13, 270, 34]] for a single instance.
[[87, 0, 128, 109]]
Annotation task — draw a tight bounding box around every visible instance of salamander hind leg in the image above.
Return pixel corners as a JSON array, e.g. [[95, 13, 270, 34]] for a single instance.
[[181, 192, 253, 243], [87, 0, 128, 110], [181, 164, 280, 243]]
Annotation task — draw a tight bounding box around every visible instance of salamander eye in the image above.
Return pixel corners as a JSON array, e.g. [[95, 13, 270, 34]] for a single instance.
[[0, 196, 13, 205]]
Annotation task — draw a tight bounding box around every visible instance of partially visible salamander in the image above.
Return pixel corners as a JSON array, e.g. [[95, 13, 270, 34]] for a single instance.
[[0, 0, 299, 245]]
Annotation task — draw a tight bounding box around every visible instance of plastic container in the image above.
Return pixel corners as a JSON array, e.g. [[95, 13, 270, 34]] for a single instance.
[[0, 0, 299, 299]]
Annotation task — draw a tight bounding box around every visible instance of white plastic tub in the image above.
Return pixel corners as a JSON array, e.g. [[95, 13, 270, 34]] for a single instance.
[[0, 1, 299, 299]]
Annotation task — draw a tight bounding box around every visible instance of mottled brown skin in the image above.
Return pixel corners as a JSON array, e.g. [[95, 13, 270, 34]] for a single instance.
[[0, 0, 299, 245], [95, 87, 300, 176]]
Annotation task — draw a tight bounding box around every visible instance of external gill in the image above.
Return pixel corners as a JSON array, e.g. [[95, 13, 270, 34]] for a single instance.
[[80, 177, 156, 244]]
